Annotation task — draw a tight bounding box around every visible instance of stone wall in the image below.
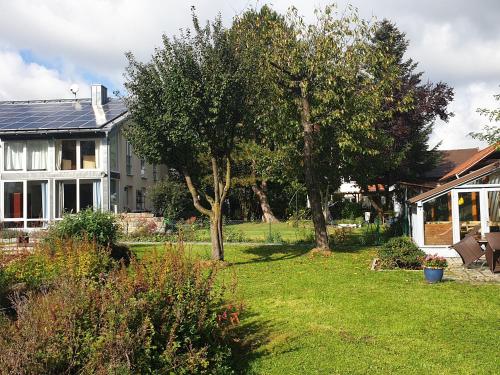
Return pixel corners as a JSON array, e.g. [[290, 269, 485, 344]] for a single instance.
[[118, 212, 164, 235]]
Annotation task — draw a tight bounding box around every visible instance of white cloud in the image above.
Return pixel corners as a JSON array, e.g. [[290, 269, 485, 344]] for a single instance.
[[0, 49, 89, 100], [430, 82, 497, 150], [0, 0, 497, 149]]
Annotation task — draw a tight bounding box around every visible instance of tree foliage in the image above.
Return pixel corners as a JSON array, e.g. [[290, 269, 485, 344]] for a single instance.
[[472, 91, 500, 145], [234, 5, 408, 249], [124, 11, 246, 260], [348, 20, 454, 214]]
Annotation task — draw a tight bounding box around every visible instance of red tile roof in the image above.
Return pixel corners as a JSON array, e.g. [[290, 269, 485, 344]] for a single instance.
[[439, 143, 499, 181]]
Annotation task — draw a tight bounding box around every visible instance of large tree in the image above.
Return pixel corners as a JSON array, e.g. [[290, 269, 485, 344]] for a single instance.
[[348, 20, 454, 217], [124, 14, 245, 260], [234, 5, 406, 250]]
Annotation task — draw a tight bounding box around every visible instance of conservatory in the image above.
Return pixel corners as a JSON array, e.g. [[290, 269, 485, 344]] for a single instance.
[[408, 161, 500, 257]]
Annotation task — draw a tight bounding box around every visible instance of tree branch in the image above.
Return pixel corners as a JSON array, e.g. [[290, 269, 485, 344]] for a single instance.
[[220, 157, 231, 203], [183, 171, 212, 217]]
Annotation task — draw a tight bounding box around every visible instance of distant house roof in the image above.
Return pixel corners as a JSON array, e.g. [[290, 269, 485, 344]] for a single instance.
[[423, 148, 478, 180], [408, 161, 500, 204], [0, 98, 128, 136], [439, 143, 499, 181]]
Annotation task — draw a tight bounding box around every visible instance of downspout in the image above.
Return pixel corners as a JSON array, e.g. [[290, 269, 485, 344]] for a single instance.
[[105, 130, 111, 212]]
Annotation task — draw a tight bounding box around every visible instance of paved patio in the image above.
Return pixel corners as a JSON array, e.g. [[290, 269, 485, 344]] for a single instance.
[[445, 257, 500, 284]]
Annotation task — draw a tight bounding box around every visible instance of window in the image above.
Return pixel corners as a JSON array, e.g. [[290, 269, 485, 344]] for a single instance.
[[126, 141, 132, 175], [140, 159, 146, 177], [4, 182, 23, 218], [56, 180, 76, 216], [153, 164, 157, 182], [136, 188, 145, 211], [110, 179, 119, 206], [458, 191, 481, 239], [57, 140, 77, 170], [27, 141, 48, 171], [80, 140, 97, 169], [56, 179, 101, 217], [423, 193, 452, 245], [109, 132, 118, 171], [4, 142, 24, 171], [27, 181, 48, 219]]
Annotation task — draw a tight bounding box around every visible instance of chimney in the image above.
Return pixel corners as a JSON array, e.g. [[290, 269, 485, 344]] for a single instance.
[[91, 84, 108, 106]]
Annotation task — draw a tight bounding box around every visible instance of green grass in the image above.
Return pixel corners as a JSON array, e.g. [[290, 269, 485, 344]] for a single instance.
[[130, 243, 500, 375]]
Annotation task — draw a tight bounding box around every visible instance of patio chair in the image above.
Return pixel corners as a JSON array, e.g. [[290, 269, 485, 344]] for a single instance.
[[484, 233, 500, 273], [451, 235, 485, 268]]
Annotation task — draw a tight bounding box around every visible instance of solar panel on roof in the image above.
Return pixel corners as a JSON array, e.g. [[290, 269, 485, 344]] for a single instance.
[[0, 99, 127, 132]]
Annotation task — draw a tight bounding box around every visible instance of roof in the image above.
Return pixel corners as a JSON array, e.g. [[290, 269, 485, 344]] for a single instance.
[[424, 148, 478, 180], [439, 143, 499, 181], [408, 161, 500, 204], [0, 98, 128, 135]]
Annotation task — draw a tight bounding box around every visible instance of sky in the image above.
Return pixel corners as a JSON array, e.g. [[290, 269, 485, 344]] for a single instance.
[[0, 0, 498, 150]]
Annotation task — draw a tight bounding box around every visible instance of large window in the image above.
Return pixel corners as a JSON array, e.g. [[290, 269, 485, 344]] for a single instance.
[[57, 140, 77, 170], [423, 193, 452, 245], [4, 142, 24, 171], [109, 132, 118, 171], [80, 140, 97, 169], [4, 141, 48, 171], [458, 191, 481, 239], [56, 179, 101, 217], [4, 182, 23, 218], [27, 141, 48, 171]]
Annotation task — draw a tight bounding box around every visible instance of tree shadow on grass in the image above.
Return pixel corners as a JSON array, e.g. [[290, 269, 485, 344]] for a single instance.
[[228, 309, 274, 374], [231, 244, 310, 266], [231, 243, 369, 266]]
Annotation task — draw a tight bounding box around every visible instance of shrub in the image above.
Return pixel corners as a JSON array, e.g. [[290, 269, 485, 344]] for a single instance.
[[378, 236, 425, 269], [46, 209, 118, 247], [340, 201, 363, 220], [1, 240, 115, 294], [148, 175, 191, 222], [225, 228, 247, 242], [0, 243, 238, 374]]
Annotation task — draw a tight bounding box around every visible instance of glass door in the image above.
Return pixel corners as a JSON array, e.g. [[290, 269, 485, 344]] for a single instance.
[[457, 190, 482, 239]]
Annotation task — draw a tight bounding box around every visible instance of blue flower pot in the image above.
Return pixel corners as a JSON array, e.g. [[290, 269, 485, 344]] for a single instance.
[[424, 267, 444, 283]]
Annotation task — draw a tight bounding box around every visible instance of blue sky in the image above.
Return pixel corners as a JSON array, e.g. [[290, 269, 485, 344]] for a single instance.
[[0, 0, 498, 149]]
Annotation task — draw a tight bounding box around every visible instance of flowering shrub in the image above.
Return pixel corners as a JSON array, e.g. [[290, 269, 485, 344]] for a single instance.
[[422, 254, 448, 269], [0, 242, 239, 374]]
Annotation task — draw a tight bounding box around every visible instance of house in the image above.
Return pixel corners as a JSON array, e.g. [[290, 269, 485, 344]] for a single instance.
[[0, 84, 165, 231], [408, 144, 500, 256]]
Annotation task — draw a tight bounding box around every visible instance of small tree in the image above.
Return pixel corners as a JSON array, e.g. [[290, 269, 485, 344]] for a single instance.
[[124, 13, 245, 260]]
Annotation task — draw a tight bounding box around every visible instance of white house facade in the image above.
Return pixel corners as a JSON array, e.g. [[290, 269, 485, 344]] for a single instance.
[[0, 84, 165, 231]]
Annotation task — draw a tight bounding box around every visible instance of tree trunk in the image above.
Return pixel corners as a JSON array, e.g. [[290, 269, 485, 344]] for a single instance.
[[320, 185, 331, 223], [300, 92, 329, 250], [252, 180, 279, 223], [183, 157, 231, 261], [210, 203, 224, 261]]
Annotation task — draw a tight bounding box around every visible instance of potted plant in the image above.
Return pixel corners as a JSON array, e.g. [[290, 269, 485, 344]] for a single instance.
[[422, 254, 448, 283]]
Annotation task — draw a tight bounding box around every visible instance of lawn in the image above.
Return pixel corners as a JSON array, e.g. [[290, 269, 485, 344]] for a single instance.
[[131, 243, 500, 375]]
